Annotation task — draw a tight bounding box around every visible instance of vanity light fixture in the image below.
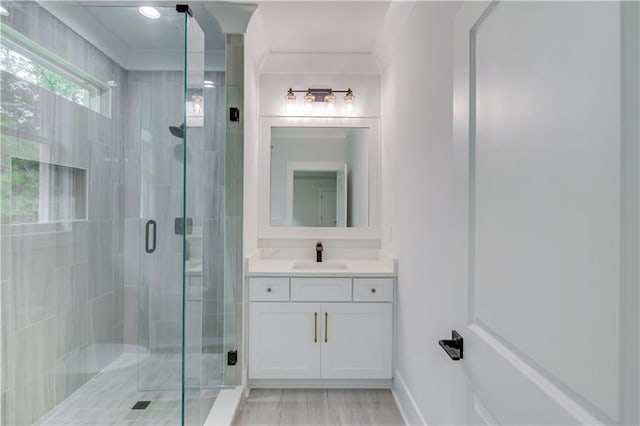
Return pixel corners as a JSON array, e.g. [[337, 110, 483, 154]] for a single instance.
[[283, 87, 356, 116], [139, 6, 161, 19], [0, 6, 10, 16], [186, 94, 204, 127]]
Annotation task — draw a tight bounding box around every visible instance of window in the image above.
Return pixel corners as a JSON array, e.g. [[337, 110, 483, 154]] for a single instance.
[[0, 24, 111, 116]]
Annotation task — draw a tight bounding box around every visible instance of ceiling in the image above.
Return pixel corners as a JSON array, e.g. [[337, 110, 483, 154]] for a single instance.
[[41, 2, 227, 70], [83, 5, 226, 51], [255, 1, 392, 53], [42, 1, 394, 69]]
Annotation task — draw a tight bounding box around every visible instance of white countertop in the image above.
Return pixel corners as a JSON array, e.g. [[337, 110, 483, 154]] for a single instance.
[[245, 249, 397, 277]]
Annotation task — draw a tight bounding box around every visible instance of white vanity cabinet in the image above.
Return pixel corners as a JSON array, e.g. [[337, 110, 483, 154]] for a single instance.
[[248, 276, 393, 382], [320, 302, 392, 379], [250, 302, 321, 378]]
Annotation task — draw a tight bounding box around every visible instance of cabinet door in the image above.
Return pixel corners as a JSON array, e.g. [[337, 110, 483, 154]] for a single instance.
[[321, 303, 392, 379], [249, 302, 321, 379]]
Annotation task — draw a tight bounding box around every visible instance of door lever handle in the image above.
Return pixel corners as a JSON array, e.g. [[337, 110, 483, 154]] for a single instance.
[[439, 330, 463, 360]]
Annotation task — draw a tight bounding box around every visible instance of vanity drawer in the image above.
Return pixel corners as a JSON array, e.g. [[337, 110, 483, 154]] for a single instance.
[[249, 277, 290, 301], [353, 278, 394, 302], [290, 278, 352, 301]]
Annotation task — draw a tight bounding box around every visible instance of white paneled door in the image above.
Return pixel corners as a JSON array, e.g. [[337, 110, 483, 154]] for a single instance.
[[453, 2, 638, 425]]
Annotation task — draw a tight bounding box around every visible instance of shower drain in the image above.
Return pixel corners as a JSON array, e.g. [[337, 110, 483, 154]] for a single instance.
[[131, 401, 151, 410]]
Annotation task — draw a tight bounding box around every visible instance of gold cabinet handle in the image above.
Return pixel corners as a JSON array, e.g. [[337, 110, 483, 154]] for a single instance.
[[324, 312, 328, 343], [314, 312, 318, 342], [371, 288, 377, 294], [266, 287, 272, 293]]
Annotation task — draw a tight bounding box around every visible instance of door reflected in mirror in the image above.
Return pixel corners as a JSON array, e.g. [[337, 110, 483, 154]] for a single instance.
[[289, 165, 346, 227], [270, 127, 369, 228]]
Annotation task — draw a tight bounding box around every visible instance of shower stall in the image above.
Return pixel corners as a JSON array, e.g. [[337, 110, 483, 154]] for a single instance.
[[0, 2, 243, 425]]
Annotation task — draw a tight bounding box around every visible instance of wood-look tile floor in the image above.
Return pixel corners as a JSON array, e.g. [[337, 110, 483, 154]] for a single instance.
[[234, 389, 405, 426]]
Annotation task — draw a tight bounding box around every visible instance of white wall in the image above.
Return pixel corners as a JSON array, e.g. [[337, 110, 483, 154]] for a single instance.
[[243, 9, 269, 257], [379, 2, 465, 425]]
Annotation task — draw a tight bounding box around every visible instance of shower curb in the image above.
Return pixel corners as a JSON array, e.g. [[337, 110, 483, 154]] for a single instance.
[[204, 386, 244, 426]]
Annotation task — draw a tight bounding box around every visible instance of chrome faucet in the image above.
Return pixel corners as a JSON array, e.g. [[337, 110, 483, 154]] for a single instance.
[[315, 241, 323, 263]]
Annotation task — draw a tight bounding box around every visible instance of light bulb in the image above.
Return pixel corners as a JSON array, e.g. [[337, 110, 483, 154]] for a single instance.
[[285, 101, 296, 114], [284, 88, 297, 114], [303, 89, 315, 114], [189, 95, 203, 114], [304, 101, 313, 114], [325, 90, 336, 114], [345, 102, 354, 115], [344, 89, 355, 116]]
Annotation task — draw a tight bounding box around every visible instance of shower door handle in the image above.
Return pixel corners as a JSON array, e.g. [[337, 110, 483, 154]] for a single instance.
[[145, 220, 157, 254]]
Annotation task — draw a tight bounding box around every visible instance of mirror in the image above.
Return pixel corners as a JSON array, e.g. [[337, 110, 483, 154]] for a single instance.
[[270, 127, 369, 227], [259, 117, 380, 240]]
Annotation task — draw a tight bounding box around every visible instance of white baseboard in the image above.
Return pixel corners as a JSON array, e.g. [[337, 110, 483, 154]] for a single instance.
[[204, 386, 244, 426], [391, 369, 427, 426]]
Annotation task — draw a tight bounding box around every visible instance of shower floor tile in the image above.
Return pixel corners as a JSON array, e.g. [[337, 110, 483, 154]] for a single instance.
[[34, 352, 223, 426]]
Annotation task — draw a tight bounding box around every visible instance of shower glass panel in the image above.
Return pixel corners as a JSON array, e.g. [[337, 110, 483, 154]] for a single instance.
[[181, 11, 218, 425]]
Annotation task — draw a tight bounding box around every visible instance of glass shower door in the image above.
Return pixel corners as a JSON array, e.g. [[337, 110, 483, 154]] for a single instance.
[[136, 6, 216, 425], [136, 6, 190, 398]]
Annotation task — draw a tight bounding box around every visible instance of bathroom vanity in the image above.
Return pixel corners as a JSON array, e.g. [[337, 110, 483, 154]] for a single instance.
[[245, 116, 395, 386], [245, 251, 397, 386]]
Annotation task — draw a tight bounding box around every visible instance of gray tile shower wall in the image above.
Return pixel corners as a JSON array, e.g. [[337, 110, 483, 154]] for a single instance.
[[0, 2, 126, 424], [123, 70, 185, 355], [122, 69, 227, 379]]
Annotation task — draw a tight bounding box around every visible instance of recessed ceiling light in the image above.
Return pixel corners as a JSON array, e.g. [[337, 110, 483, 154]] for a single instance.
[[0, 6, 10, 16], [139, 7, 160, 19]]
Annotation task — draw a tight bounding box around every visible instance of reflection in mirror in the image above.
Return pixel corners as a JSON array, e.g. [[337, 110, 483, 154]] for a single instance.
[[270, 127, 369, 228], [289, 163, 346, 227]]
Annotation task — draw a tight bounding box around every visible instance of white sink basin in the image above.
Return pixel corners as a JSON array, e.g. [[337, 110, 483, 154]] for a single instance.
[[292, 261, 348, 271]]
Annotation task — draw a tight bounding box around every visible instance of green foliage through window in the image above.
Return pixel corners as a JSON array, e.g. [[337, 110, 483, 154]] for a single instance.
[[2, 156, 88, 224], [0, 44, 91, 107], [9, 157, 40, 223], [0, 24, 110, 117]]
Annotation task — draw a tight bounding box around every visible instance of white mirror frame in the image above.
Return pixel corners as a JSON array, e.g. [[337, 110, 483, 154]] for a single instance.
[[259, 116, 381, 240]]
